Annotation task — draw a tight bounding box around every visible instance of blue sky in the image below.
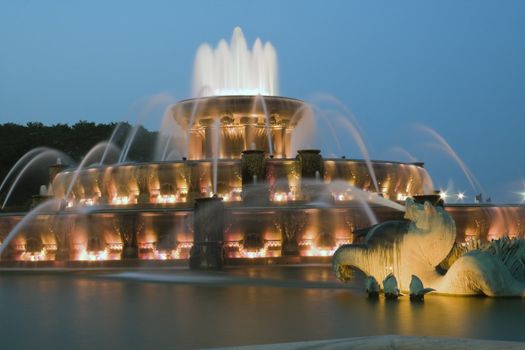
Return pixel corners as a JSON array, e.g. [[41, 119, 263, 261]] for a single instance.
[[1, 0, 524, 202]]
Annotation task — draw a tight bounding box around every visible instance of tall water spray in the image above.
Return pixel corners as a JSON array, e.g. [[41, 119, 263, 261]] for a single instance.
[[192, 27, 278, 97], [388, 146, 418, 163], [253, 94, 274, 156], [212, 119, 220, 195]]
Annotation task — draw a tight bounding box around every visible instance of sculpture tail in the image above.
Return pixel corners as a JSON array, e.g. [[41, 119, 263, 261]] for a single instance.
[[482, 237, 525, 281]]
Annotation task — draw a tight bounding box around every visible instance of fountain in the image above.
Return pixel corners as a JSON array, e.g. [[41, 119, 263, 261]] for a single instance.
[[0, 27, 523, 275]]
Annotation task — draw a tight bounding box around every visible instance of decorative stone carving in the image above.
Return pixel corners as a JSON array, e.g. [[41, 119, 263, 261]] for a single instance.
[[113, 214, 140, 259], [273, 211, 306, 256], [333, 198, 525, 296], [132, 166, 151, 204]]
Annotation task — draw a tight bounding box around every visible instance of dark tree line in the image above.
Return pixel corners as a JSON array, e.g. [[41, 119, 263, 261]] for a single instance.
[[0, 121, 158, 209]]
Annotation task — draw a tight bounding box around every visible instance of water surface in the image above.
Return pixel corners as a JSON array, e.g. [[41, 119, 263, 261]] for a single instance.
[[0, 265, 524, 349]]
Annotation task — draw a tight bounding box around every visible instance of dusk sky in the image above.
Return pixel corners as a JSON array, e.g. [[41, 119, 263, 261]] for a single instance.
[[1, 1, 524, 203]]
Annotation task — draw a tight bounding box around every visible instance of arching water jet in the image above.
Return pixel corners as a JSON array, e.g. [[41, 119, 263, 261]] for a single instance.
[[0, 198, 62, 257], [336, 116, 380, 194], [0, 147, 50, 196], [65, 142, 112, 200], [118, 124, 141, 164], [100, 122, 124, 165], [417, 125, 484, 195], [2, 149, 72, 210]]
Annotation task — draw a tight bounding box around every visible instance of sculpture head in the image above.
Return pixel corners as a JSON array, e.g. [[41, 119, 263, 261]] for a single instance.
[[403, 198, 456, 267], [404, 198, 434, 230]]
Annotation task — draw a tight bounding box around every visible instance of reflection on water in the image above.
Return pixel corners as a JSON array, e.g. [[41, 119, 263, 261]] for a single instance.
[[0, 266, 524, 349]]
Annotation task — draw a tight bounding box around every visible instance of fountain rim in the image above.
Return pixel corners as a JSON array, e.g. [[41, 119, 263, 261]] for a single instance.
[[170, 95, 308, 129], [0, 201, 408, 215], [174, 94, 305, 106], [54, 158, 428, 177], [4, 202, 524, 218]]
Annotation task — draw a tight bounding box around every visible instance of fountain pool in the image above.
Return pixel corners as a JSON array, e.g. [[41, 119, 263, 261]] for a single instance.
[[0, 266, 524, 349]]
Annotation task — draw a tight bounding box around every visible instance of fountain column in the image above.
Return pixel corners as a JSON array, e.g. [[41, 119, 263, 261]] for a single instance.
[[190, 197, 224, 269], [297, 149, 324, 200], [241, 150, 267, 205]]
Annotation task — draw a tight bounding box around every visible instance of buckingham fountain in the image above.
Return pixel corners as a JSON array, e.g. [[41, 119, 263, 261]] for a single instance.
[[0, 28, 524, 296]]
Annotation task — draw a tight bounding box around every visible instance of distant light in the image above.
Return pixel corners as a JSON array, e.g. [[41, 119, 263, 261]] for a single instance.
[[457, 192, 465, 200], [439, 190, 448, 200], [520, 192, 525, 203]]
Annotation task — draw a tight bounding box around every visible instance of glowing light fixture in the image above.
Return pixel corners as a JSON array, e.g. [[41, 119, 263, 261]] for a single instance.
[[157, 194, 178, 204], [273, 192, 287, 202], [396, 193, 408, 201], [112, 196, 130, 205]]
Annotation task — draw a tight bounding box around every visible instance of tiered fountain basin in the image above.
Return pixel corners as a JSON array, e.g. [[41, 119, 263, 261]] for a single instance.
[[172, 95, 306, 159], [51, 158, 432, 206], [0, 95, 524, 266]]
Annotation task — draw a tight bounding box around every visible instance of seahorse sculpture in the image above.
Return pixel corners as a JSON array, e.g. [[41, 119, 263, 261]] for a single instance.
[[333, 198, 525, 296]]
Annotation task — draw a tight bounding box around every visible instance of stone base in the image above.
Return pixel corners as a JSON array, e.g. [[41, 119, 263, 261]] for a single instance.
[[55, 249, 70, 261], [189, 243, 224, 269], [281, 241, 300, 256], [121, 246, 139, 260]]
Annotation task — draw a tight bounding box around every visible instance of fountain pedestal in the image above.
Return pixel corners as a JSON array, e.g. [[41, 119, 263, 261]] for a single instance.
[[190, 197, 224, 269], [122, 246, 138, 259], [55, 249, 69, 261], [297, 149, 324, 200], [241, 150, 268, 205]]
